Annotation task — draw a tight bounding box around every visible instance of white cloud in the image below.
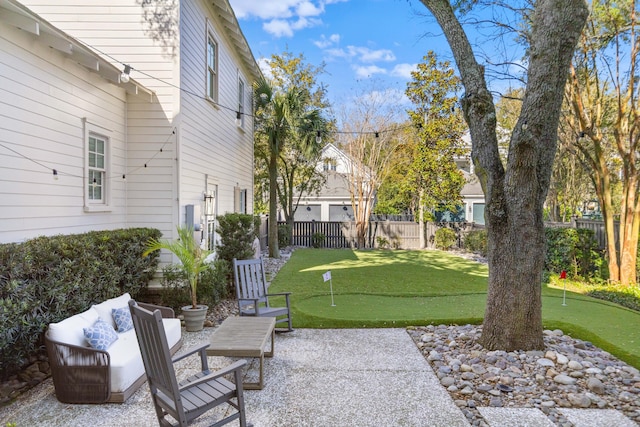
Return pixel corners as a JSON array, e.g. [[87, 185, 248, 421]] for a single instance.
[[314, 33, 340, 49], [258, 58, 273, 79], [390, 63, 417, 79], [263, 19, 294, 37], [323, 45, 396, 63], [348, 46, 396, 63], [230, 0, 346, 37], [296, 1, 322, 17], [230, 0, 298, 20], [353, 65, 387, 79]]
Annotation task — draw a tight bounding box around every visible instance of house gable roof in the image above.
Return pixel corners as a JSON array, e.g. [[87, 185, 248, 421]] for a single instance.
[[211, 0, 261, 82]]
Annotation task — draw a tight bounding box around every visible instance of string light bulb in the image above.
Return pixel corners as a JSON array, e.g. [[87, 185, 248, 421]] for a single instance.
[[53, 169, 58, 180], [316, 130, 322, 144], [92, 178, 97, 188], [522, 120, 528, 131], [236, 111, 242, 126]]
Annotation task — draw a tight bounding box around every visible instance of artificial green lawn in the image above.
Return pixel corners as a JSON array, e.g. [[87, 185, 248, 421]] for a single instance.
[[268, 248, 640, 369]]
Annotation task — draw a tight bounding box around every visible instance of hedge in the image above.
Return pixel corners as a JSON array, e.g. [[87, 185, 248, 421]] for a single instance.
[[0, 228, 161, 379]]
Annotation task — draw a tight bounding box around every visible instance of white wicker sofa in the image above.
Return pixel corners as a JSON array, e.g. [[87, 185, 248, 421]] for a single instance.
[[44, 293, 183, 403]]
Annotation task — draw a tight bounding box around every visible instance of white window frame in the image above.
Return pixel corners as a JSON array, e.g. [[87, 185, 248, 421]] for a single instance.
[[204, 183, 218, 251], [206, 26, 218, 103], [237, 76, 245, 128], [234, 186, 247, 213], [83, 120, 111, 212]]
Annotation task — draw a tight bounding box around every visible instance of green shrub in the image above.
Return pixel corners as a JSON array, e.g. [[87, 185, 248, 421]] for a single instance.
[[376, 236, 390, 249], [0, 228, 160, 380], [278, 223, 291, 247], [216, 213, 260, 265], [160, 259, 230, 312], [544, 227, 604, 279], [463, 230, 487, 256], [216, 213, 260, 291], [434, 228, 457, 250], [587, 284, 640, 312], [311, 232, 326, 248]]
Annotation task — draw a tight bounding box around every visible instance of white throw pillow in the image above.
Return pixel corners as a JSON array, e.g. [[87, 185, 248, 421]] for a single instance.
[[48, 307, 99, 347], [92, 293, 131, 329]]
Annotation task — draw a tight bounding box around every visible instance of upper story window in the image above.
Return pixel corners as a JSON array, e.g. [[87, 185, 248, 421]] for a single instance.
[[237, 78, 245, 127], [323, 159, 337, 171], [206, 33, 218, 101]]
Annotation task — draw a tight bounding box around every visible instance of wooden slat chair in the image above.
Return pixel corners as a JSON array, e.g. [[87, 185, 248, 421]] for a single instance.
[[233, 258, 293, 332], [128, 300, 251, 427]]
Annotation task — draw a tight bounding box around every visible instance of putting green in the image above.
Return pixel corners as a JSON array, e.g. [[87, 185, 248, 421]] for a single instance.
[[293, 292, 640, 367]]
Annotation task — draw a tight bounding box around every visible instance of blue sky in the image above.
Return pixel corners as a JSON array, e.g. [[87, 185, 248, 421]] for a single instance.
[[228, 0, 523, 117], [228, 0, 459, 110]]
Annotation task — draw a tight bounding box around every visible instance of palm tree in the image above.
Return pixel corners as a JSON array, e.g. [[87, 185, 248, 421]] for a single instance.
[[254, 76, 326, 258], [143, 226, 211, 309]]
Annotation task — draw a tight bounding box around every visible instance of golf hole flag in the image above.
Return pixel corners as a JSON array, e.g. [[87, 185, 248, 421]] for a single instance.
[[323, 271, 336, 306]]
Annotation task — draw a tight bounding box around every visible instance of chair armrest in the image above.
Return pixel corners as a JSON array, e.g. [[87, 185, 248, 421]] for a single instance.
[[45, 331, 110, 366], [44, 331, 111, 403], [178, 359, 247, 391], [265, 292, 291, 297], [172, 343, 210, 371], [137, 302, 175, 318], [238, 297, 260, 304]]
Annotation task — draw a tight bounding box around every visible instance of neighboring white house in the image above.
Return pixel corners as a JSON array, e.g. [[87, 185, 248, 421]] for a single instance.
[[0, 0, 260, 256], [296, 137, 488, 224], [294, 143, 358, 222], [455, 132, 486, 224]]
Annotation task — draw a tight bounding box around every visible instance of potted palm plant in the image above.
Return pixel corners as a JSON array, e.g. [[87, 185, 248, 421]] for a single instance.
[[144, 226, 211, 331]]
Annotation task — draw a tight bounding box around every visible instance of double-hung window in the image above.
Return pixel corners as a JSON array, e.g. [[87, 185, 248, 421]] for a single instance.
[[83, 119, 111, 211], [237, 78, 245, 127], [88, 134, 106, 202], [206, 32, 218, 101]]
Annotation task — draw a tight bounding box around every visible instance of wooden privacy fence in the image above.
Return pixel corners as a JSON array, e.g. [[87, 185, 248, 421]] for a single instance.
[[259, 218, 482, 249], [574, 218, 619, 250], [258, 216, 615, 251]]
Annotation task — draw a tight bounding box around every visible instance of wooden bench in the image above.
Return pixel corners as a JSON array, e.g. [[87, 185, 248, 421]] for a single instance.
[[206, 317, 276, 390], [233, 258, 293, 332]]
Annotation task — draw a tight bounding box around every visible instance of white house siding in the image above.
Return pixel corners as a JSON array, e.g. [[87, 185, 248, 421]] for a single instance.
[[179, 0, 254, 226], [23, 0, 257, 245], [21, 0, 181, 242], [0, 15, 129, 243]]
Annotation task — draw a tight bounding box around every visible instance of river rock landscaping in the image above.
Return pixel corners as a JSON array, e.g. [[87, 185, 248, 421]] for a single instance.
[[408, 324, 640, 426]]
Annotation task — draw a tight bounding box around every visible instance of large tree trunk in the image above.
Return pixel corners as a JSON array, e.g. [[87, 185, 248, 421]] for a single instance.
[[268, 151, 280, 258], [619, 175, 640, 285], [421, 0, 588, 350]]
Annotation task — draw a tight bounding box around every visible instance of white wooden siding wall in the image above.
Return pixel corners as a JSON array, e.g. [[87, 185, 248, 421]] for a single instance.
[[179, 0, 254, 222], [0, 21, 128, 243], [21, 0, 181, 244]]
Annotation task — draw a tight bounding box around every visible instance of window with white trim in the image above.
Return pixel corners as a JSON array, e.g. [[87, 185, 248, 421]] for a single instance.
[[237, 77, 245, 127], [206, 32, 218, 101], [88, 134, 106, 202], [234, 187, 247, 213], [83, 120, 111, 211]]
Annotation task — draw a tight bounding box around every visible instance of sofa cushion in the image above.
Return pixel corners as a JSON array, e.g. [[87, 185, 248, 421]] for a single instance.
[[92, 293, 131, 329], [83, 318, 119, 350], [48, 307, 100, 347], [112, 306, 133, 333], [108, 318, 182, 393]]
